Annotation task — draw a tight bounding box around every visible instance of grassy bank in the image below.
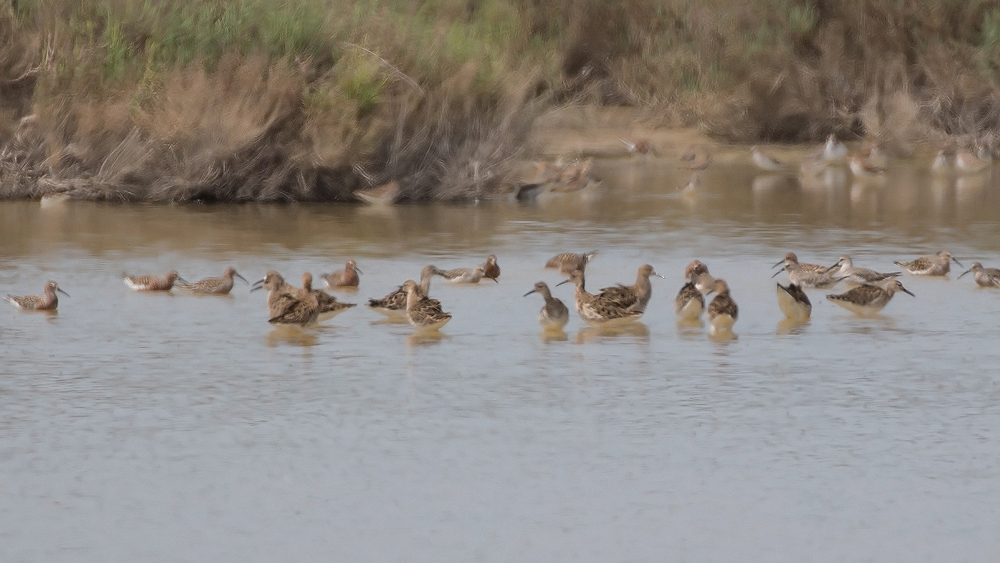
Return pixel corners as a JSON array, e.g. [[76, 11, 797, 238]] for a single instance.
[[3, 0, 1000, 202]]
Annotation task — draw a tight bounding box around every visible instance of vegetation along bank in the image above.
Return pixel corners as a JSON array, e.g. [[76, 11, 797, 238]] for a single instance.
[[2, 0, 1000, 203]]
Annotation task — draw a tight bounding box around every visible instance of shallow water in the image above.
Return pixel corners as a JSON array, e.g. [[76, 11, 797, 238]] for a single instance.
[[3, 151, 1000, 562]]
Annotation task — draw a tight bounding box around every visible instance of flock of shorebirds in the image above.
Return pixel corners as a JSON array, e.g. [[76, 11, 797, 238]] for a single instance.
[[7, 247, 1000, 338]]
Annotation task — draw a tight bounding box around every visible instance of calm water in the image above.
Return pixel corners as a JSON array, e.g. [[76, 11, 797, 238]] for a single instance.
[[3, 151, 1000, 562]]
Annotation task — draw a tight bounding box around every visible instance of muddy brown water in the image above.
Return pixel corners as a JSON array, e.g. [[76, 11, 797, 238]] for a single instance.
[[3, 151, 1000, 561]]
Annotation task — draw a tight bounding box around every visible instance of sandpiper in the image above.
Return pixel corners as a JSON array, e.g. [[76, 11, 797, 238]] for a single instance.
[[957, 262, 1000, 288], [5, 280, 69, 311], [321, 260, 362, 288], [706, 279, 739, 334], [681, 172, 701, 199], [893, 250, 962, 276], [481, 254, 500, 280], [545, 251, 597, 275], [123, 270, 184, 291], [597, 264, 664, 313], [175, 267, 247, 295], [621, 138, 657, 157], [772, 254, 841, 288], [551, 158, 597, 193], [827, 255, 901, 286], [353, 180, 400, 205], [524, 281, 570, 331], [434, 264, 497, 284], [684, 260, 715, 294], [252, 271, 319, 327], [302, 273, 356, 321], [402, 279, 452, 331], [556, 270, 644, 327], [849, 153, 887, 178], [367, 265, 438, 317], [826, 279, 914, 316], [674, 281, 704, 321], [751, 146, 785, 171], [955, 150, 989, 174], [776, 282, 811, 321], [931, 149, 953, 174], [823, 134, 847, 162]]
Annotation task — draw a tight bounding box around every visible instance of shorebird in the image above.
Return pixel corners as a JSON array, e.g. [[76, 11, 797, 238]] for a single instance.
[[827, 255, 901, 286], [321, 260, 362, 288], [955, 150, 989, 174], [251, 271, 319, 327], [772, 253, 841, 288], [681, 172, 701, 199], [556, 270, 644, 327], [551, 158, 597, 193], [684, 260, 715, 293], [481, 254, 500, 280], [621, 138, 657, 157], [524, 281, 570, 330], [706, 279, 739, 334], [849, 153, 887, 178], [367, 265, 438, 317], [751, 146, 786, 171], [545, 251, 597, 275], [685, 151, 712, 171], [826, 280, 914, 316], [863, 142, 891, 169], [823, 134, 847, 162], [353, 180, 400, 205], [5, 280, 68, 311], [957, 262, 1000, 288], [674, 281, 704, 321], [433, 264, 496, 284], [893, 250, 962, 276], [931, 149, 953, 174], [175, 267, 247, 295], [402, 279, 451, 331], [596, 264, 664, 314], [123, 270, 184, 291], [302, 273, 356, 321], [776, 282, 811, 321]]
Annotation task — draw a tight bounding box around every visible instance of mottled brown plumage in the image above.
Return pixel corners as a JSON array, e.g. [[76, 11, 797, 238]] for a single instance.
[[5, 280, 68, 311], [893, 250, 961, 276], [481, 254, 500, 280], [707, 279, 739, 333], [123, 270, 184, 291], [402, 279, 452, 330], [175, 267, 247, 295], [524, 281, 569, 330], [674, 282, 704, 321], [546, 251, 597, 275], [776, 282, 811, 321], [597, 264, 663, 313], [302, 273, 356, 321], [556, 270, 643, 327], [322, 260, 362, 288], [826, 280, 914, 316], [368, 265, 438, 316], [958, 262, 1000, 288]]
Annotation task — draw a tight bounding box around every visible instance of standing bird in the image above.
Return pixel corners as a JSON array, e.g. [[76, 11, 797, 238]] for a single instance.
[[674, 281, 704, 321], [402, 279, 452, 331], [931, 149, 953, 175], [368, 265, 439, 317], [524, 281, 570, 331], [776, 282, 811, 321], [684, 260, 716, 294], [827, 255, 901, 286], [302, 273, 356, 321], [957, 262, 1000, 288], [545, 251, 597, 275], [849, 153, 887, 179], [481, 254, 500, 281], [321, 260, 362, 289], [751, 146, 786, 171], [556, 270, 644, 327], [706, 279, 739, 334], [5, 280, 69, 311], [251, 271, 319, 327], [123, 270, 184, 291], [826, 280, 914, 317], [175, 267, 247, 295], [955, 150, 989, 174], [434, 264, 496, 284], [621, 138, 657, 157], [893, 250, 962, 276], [823, 134, 847, 162], [772, 254, 841, 289], [597, 264, 664, 313]]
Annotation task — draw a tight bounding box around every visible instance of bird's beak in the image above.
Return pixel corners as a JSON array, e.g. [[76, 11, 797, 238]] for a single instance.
[[235, 272, 249, 285], [957, 269, 971, 279], [772, 258, 785, 268], [770, 269, 783, 279], [555, 279, 571, 287], [951, 257, 963, 268], [250, 279, 264, 293], [901, 286, 915, 297], [57, 288, 70, 297], [523, 289, 537, 297], [355, 266, 364, 275]]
